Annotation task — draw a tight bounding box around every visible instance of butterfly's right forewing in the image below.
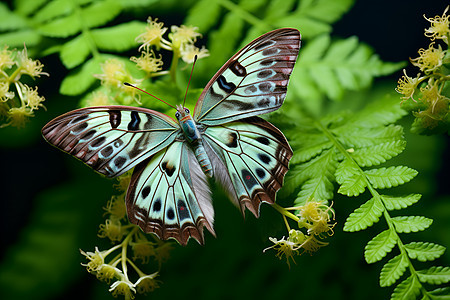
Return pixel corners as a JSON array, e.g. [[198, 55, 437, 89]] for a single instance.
[[42, 106, 180, 177]]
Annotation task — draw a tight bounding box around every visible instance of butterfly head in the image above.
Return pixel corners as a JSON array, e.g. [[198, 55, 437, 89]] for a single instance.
[[175, 105, 191, 121]]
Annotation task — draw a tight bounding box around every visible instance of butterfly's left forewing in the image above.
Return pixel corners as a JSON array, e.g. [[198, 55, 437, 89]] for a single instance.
[[127, 141, 215, 245]]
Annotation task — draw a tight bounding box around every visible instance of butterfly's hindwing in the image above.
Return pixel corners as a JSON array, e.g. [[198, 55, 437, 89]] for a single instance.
[[127, 141, 215, 245], [194, 28, 300, 125], [42, 106, 179, 177], [203, 117, 292, 216]]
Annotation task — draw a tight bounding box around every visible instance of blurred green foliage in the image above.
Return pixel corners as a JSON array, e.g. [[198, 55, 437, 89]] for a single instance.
[[0, 0, 449, 299]]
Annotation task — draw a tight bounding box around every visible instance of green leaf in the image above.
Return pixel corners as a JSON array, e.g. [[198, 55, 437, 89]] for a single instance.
[[117, 0, 158, 8], [364, 229, 397, 264], [343, 197, 384, 232], [365, 166, 418, 189], [392, 216, 433, 233], [37, 12, 81, 37], [185, 0, 221, 32], [417, 266, 450, 285], [391, 275, 421, 300], [32, 0, 74, 24], [380, 254, 408, 287], [60, 35, 90, 69], [290, 132, 333, 164], [381, 194, 421, 210], [429, 287, 450, 298], [0, 30, 41, 47], [335, 159, 366, 197], [334, 124, 404, 149], [350, 140, 406, 167], [60, 56, 103, 95], [0, 3, 27, 30], [15, 0, 47, 16], [404, 242, 446, 262], [81, 0, 121, 29], [91, 21, 146, 52]]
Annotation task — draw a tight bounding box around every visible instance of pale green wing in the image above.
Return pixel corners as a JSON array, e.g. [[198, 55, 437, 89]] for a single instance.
[[202, 117, 292, 216], [42, 106, 179, 177], [194, 28, 300, 126], [127, 141, 215, 245]]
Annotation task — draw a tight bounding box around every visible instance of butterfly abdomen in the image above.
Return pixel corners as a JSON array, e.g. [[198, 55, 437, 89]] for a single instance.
[[193, 140, 213, 177]]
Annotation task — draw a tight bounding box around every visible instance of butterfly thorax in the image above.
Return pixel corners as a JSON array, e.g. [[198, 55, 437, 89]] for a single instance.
[[175, 105, 213, 177]]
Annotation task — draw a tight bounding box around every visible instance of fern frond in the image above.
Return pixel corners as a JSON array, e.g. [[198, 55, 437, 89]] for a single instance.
[[365, 166, 418, 189], [381, 194, 421, 210], [417, 267, 450, 285], [391, 216, 433, 233], [380, 254, 408, 287], [391, 276, 421, 300], [404, 242, 446, 262], [364, 229, 397, 264], [350, 140, 406, 167], [343, 197, 384, 232]]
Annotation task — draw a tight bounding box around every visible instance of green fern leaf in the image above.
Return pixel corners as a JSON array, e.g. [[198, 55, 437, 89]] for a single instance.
[[392, 216, 433, 233], [60, 35, 90, 69], [91, 21, 146, 51], [0, 30, 41, 47], [15, 0, 47, 16], [365, 166, 418, 189], [380, 254, 408, 287], [335, 159, 367, 197], [381, 194, 421, 210], [417, 266, 450, 285], [81, 0, 121, 29], [37, 13, 81, 38], [0, 3, 27, 30], [343, 197, 384, 232], [404, 242, 446, 262], [290, 132, 333, 164], [185, 0, 221, 32], [60, 57, 103, 95], [265, 0, 297, 20], [429, 287, 450, 298], [350, 140, 406, 167], [364, 229, 397, 264], [391, 275, 421, 300], [335, 124, 404, 148], [32, 0, 73, 24], [117, 0, 158, 8]]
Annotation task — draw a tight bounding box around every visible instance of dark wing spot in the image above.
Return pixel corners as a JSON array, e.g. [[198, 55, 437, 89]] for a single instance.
[[258, 153, 271, 164], [108, 110, 121, 129], [259, 82, 273, 92], [257, 98, 271, 107], [153, 198, 161, 212], [128, 111, 141, 131], [81, 130, 96, 140], [161, 161, 176, 177], [167, 208, 175, 220], [262, 48, 279, 56], [113, 139, 124, 147], [256, 136, 270, 145], [226, 132, 238, 148], [256, 168, 266, 179], [72, 122, 88, 133], [114, 156, 127, 169], [229, 60, 247, 77], [142, 186, 151, 199], [177, 200, 190, 220], [91, 136, 106, 147], [72, 115, 88, 124], [244, 85, 257, 95], [260, 59, 275, 66], [254, 40, 275, 51], [143, 114, 153, 129], [242, 170, 258, 189], [257, 70, 273, 79], [101, 146, 114, 157], [217, 75, 236, 93]]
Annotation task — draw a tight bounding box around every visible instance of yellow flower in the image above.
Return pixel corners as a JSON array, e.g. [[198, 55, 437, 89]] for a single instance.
[[154, 241, 173, 263], [16, 46, 48, 79], [396, 69, 421, 101], [297, 201, 335, 236], [180, 44, 209, 64], [135, 272, 159, 294], [104, 194, 127, 220], [424, 6, 450, 43], [85, 91, 111, 106], [264, 234, 301, 267], [301, 235, 329, 255], [170, 25, 202, 48], [80, 247, 106, 273], [109, 280, 136, 299], [7, 105, 34, 128], [98, 218, 127, 242], [136, 17, 169, 51], [410, 42, 446, 73], [130, 49, 164, 74], [132, 240, 156, 264], [21, 84, 45, 111], [95, 59, 128, 88], [0, 82, 14, 102], [114, 172, 132, 192], [96, 264, 123, 283], [0, 46, 15, 71]]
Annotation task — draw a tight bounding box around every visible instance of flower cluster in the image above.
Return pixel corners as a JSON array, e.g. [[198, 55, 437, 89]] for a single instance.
[[396, 6, 450, 133], [81, 173, 172, 299], [0, 46, 48, 128], [265, 200, 335, 266]]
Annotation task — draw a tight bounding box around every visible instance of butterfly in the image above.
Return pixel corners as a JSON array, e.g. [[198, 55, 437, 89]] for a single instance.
[[42, 28, 301, 245]]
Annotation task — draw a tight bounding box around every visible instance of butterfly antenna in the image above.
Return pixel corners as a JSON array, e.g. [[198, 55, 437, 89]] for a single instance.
[[182, 55, 198, 108], [123, 82, 176, 109]]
